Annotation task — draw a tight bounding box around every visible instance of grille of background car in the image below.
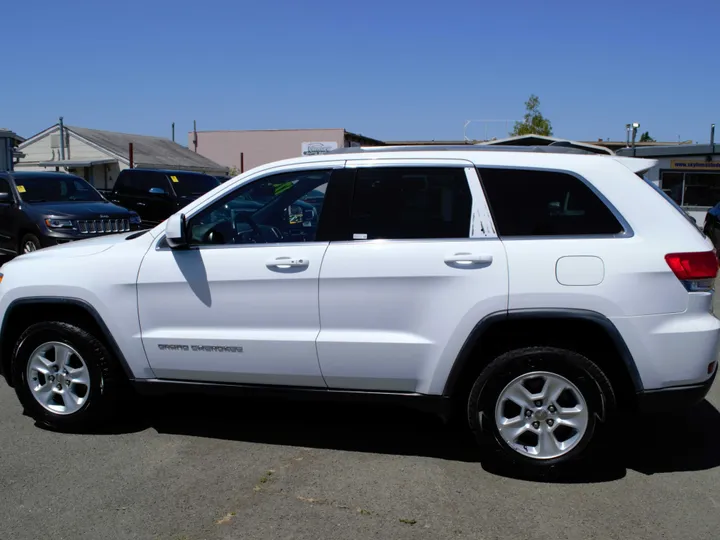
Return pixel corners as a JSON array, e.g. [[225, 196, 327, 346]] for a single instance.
[[76, 219, 131, 234]]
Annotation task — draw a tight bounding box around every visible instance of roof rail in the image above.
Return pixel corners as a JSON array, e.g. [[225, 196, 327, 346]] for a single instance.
[[326, 144, 607, 156]]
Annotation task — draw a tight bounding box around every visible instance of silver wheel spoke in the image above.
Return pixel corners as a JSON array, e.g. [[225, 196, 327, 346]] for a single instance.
[[33, 382, 53, 403], [503, 385, 535, 409], [54, 344, 72, 369], [61, 390, 81, 414], [557, 405, 584, 428], [537, 428, 560, 456], [499, 422, 530, 444], [29, 353, 53, 372], [540, 376, 566, 402], [68, 366, 89, 386]]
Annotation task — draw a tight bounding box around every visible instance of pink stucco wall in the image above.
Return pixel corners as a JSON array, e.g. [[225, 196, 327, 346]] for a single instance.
[[188, 129, 346, 173]]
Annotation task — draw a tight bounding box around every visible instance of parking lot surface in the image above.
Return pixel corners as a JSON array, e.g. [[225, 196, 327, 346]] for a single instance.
[[1, 291, 720, 540]]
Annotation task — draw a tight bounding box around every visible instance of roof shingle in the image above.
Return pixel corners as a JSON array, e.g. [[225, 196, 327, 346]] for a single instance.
[[67, 126, 225, 171]]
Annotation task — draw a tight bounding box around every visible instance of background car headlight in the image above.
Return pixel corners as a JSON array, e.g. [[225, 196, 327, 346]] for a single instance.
[[45, 218, 74, 228], [129, 214, 142, 224]]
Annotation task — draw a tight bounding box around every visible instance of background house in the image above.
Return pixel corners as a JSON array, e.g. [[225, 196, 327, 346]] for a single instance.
[[17, 124, 227, 190], [188, 128, 383, 173]]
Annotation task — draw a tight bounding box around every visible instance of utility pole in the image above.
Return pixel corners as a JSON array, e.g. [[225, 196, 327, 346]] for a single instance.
[[631, 122, 640, 157], [172, 122, 175, 142], [59, 116, 65, 161]]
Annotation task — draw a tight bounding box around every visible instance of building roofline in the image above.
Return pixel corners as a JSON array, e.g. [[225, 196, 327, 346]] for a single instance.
[[616, 144, 720, 158], [189, 128, 348, 134]]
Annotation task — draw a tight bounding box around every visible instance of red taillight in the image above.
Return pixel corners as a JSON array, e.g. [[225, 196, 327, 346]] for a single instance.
[[665, 251, 719, 281]]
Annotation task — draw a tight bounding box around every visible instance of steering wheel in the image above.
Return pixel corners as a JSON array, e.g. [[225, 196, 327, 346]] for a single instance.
[[233, 211, 278, 243]]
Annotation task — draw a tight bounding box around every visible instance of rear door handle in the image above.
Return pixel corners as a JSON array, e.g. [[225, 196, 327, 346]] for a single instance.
[[444, 253, 493, 265], [136, 202, 146, 207], [266, 257, 309, 269]]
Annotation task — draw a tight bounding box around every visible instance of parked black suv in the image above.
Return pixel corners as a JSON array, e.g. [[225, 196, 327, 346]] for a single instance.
[[0, 171, 141, 256], [110, 169, 220, 226]]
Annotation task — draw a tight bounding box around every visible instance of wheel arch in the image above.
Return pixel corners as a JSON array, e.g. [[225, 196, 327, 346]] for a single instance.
[[1, 297, 134, 386], [442, 309, 643, 408]]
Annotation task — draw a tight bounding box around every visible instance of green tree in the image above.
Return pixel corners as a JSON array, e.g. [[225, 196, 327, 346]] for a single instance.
[[639, 131, 655, 142], [510, 94, 553, 137]]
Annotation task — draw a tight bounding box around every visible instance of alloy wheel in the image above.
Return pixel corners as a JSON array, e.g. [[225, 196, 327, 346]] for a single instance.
[[494, 371, 589, 460], [26, 342, 91, 415]]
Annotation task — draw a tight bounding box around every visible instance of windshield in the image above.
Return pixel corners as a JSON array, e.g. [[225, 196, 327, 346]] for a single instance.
[[16, 175, 105, 203], [170, 173, 220, 197]]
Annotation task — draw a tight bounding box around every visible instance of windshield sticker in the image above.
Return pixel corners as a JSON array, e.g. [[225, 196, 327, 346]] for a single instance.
[[170, 175, 179, 183], [273, 182, 294, 195], [17, 185, 26, 193]]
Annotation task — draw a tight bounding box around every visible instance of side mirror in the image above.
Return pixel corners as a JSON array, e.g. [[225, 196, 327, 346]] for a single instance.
[[165, 213, 188, 248], [149, 187, 166, 196], [0, 192, 11, 203]]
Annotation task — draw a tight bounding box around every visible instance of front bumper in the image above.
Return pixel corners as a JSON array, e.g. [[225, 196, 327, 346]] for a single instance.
[[636, 369, 717, 413]]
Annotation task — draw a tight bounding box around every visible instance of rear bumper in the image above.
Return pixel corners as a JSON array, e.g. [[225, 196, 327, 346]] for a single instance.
[[636, 369, 716, 413]]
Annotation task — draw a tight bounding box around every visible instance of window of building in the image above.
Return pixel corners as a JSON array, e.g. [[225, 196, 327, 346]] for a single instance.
[[683, 173, 720, 207], [660, 171, 720, 207], [660, 172, 684, 204], [348, 167, 472, 240], [478, 168, 624, 237]]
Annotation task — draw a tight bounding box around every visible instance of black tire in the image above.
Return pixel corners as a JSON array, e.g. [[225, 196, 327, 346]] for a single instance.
[[12, 321, 124, 432], [467, 346, 616, 476], [19, 233, 41, 254]]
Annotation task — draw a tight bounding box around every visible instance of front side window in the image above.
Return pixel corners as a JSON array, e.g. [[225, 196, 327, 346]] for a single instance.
[[188, 170, 330, 245], [15, 174, 104, 203], [348, 167, 472, 240], [478, 168, 623, 237]]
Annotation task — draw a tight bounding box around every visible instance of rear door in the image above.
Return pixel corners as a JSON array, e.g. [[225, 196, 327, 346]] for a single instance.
[[316, 159, 508, 394]]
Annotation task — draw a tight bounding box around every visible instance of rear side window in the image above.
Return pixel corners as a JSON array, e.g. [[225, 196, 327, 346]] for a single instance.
[[478, 168, 624, 237], [349, 167, 472, 240]]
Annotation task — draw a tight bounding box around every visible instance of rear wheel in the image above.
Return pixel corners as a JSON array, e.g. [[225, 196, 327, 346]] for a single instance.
[[467, 346, 616, 475], [12, 321, 124, 431]]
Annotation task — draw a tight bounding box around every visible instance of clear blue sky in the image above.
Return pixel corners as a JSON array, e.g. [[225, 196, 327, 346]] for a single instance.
[[4, 0, 719, 144]]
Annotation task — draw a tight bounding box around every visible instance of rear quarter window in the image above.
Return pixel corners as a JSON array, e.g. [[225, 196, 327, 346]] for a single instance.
[[477, 168, 624, 237]]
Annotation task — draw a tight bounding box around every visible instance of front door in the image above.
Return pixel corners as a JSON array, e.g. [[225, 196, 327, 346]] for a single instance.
[[137, 163, 342, 386], [316, 160, 509, 394]]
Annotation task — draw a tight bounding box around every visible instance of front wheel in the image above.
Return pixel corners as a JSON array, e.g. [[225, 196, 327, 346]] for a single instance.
[[467, 346, 616, 475], [20, 233, 42, 254], [12, 321, 124, 431]]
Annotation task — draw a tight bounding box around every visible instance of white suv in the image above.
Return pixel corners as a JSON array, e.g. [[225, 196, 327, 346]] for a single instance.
[[0, 146, 717, 474]]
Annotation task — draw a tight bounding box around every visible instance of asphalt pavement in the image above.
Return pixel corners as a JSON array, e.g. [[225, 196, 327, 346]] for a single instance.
[[1, 317, 719, 539]]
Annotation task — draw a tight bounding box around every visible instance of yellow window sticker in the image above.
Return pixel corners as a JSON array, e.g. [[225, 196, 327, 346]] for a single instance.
[[170, 175, 179, 183], [17, 185, 26, 193]]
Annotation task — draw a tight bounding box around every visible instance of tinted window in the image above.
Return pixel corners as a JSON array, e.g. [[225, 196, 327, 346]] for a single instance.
[[15, 174, 104, 203], [0, 178, 11, 194], [349, 167, 471, 240], [136, 172, 169, 192], [478, 168, 623, 237], [168, 173, 220, 197], [188, 170, 330, 245]]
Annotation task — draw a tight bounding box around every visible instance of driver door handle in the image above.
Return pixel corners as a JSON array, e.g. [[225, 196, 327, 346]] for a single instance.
[[444, 253, 493, 265], [266, 257, 310, 269]]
